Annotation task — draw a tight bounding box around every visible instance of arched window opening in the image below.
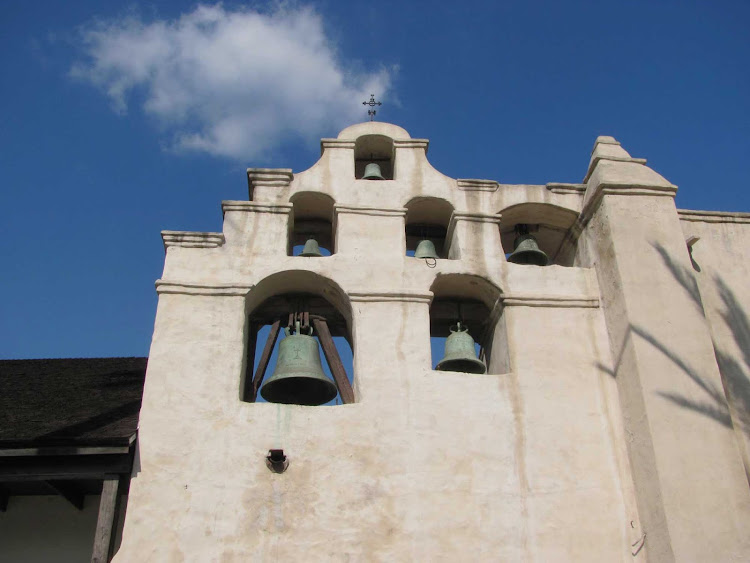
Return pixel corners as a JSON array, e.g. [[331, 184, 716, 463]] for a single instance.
[[354, 134, 394, 180], [499, 203, 579, 266], [290, 192, 335, 257], [405, 198, 454, 259], [242, 272, 354, 406], [429, 275, 509, 375]]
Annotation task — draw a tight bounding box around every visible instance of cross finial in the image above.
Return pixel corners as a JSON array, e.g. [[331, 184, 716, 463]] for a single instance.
[[362, 94, 382, 121]]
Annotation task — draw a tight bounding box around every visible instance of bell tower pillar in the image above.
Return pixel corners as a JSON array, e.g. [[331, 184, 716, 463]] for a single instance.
[[576, 137, 750, 561]]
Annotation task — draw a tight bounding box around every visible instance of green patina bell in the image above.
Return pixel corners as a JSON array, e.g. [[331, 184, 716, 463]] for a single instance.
[[362, 162, 385, 180], [507, 233, 548, 266], [414, 239, 439, 259], [435, 322, 486, 374], [299, 238, 323, 257], [260, 322, 338, 406]]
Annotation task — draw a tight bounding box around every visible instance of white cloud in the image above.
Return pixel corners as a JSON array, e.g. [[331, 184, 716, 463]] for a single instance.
[[71, 4, 392, 160]]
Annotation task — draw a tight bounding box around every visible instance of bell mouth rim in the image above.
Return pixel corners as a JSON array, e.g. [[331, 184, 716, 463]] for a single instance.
[[506, 252, 548, 266], [434, 358, 487, 375], [260, 376, 339, 406]]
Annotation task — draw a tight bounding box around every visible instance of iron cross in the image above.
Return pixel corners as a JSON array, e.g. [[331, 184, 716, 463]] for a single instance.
[[362, 94, 381, 121]]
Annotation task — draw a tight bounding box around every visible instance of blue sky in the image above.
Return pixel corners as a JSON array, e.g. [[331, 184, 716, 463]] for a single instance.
[[1, 0, 749, 360]]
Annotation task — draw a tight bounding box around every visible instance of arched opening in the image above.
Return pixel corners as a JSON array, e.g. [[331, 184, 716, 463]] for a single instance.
[[290, 192, 335, 256], [499, 203, 579, 266], [241, 271, 354, 405], [354, 134, 394, 180], [429, 274, 509, 374], [405, 197, 454, 259]]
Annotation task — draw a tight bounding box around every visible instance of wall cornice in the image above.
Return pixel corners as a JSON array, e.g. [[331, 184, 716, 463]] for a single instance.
[[348, 290, 433, 304], [597, 183, 678, 198], [677, 209, 750, 224], [393, 139, 429, 151], [246, 168, 293, 199], [456, 179, 499, 192], [155, 280, 252, 296], [320, 139, 356, 152], [161, 231, 225, 250], [449, 211, 502, 224], [502, 294, 600, 308], [334, 205, 407, 218], [222, 201, 293, 215], [546, 182, 586, 195]]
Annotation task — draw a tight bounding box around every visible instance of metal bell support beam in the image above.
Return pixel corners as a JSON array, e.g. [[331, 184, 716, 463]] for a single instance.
[[435, 322, 486, 374]]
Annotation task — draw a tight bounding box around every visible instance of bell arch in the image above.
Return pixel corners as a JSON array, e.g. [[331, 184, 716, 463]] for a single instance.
[[290, 192, 336, 256], [354, 134, 394, 180], [428, 274, 509, 374], [241, 270, 354, 405], [405, 197, 454, 259], [499, 202, 579, 266]]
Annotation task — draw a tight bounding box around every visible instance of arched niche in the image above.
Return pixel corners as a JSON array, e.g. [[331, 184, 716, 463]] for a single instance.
[[241, 271, 354, 404], [354, 134, 394, 180], [428, 274, 509, 374], [290, 192, 335, 256], [499, 203, 579, 266], [405, 197, 454, 258]]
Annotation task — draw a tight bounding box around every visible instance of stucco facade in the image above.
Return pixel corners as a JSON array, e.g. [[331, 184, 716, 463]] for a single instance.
[[115, 122, 750, 561]]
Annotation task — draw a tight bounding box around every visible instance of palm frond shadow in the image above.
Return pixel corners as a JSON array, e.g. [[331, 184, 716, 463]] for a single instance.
[[641, 242, 750, 438]]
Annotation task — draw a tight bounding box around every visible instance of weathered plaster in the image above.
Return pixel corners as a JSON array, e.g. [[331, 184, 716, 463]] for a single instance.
[[116, 123, 750, 561]]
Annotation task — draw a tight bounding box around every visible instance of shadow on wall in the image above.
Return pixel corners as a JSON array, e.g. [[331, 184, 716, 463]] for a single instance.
[[651, 242, 750, 441], [598, 242, 750, 446]]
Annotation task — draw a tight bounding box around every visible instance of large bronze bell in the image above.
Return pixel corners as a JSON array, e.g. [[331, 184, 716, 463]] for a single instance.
[[507, 233, 548, 266], [260, 322, 338, 406], [435, 322, 486, 374], [362, 162, 385, 180], [299, 238, 323, 257], [414, 239, 439, 259]]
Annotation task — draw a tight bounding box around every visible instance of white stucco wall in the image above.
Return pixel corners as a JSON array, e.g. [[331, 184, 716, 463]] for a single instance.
[[115, 123, 750, 561], [679, 211, 750, 484]]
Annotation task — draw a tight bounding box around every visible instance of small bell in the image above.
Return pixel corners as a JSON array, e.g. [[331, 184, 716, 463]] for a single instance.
[[436, 322, 486, 374], [414, 239, 439, 259], [260, 322, 338, 406], [362, 162, 385, 180], [299, 238, 323, 257], [507, 232, 548, 266]]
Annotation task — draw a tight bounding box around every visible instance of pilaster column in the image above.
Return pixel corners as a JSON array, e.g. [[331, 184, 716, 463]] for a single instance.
[[348, 290, 433, 403], [333, 205, 406, 259], [445, 211, 503, 262], [579, 137, 750, 561], [221, 201, 292, 255]]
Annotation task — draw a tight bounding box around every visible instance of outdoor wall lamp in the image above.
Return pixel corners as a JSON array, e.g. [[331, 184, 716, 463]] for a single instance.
[[266, 449, 289, 473]]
